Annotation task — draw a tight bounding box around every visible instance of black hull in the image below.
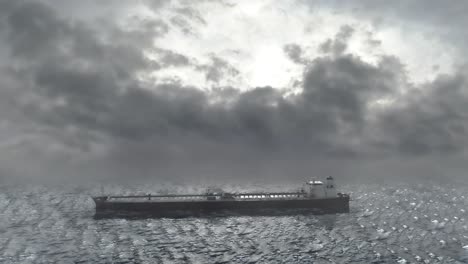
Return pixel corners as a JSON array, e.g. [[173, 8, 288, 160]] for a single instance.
[[93, 197, 350, 219]]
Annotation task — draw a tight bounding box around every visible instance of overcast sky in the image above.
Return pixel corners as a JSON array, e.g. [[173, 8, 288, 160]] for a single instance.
[[0, 0, 467, 184]]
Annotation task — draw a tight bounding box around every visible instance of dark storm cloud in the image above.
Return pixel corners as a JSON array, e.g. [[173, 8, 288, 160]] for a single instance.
[[1, 0, 468, 182], [2, 0, 468, 155], [378, 73, 468, 155]]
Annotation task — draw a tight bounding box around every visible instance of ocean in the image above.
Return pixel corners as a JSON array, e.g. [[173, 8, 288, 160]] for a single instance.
[[1, 183, 468, 263]]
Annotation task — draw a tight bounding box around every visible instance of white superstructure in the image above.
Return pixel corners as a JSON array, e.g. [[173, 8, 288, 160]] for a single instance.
[[304, 176, 337, 198]]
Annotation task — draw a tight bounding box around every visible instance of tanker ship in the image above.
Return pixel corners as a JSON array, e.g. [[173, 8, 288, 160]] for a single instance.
[[92, 177, 350, 218]]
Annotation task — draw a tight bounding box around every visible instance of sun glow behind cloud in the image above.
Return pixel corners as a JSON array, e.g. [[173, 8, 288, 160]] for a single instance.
[[128, 0, 458, 92]]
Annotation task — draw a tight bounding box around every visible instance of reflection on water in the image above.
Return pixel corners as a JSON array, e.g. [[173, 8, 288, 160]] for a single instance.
[[1, 183, 468, 263]]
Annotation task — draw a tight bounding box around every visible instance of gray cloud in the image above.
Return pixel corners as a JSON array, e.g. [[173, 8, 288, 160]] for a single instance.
[[155, 48, 191, 67], [0, 0, 468, 182], [310, 0, 468, 54], [196, 55, 240, 84], [326, 0, 468, 27], [319, 25, 355, 56], [283, 44, 305, 64], [377, 73, 468, 155]]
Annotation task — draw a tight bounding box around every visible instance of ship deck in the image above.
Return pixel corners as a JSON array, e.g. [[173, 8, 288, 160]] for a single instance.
[[95, 192, 310, 203]]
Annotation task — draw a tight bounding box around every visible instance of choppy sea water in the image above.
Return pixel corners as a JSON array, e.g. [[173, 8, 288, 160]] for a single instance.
[[1, 183, 468, 263]]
